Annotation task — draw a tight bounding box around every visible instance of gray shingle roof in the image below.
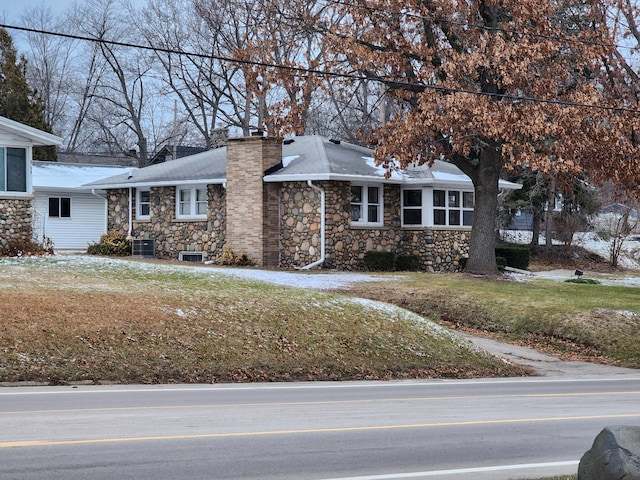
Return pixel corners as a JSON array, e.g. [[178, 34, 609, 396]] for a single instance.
[[85, 147, 227, 188], [84, 135, 521, 190]]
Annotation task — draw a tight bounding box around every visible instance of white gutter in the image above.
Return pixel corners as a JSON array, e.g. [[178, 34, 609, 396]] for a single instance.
[[127, 187, 133, 240], [91, 188, 106, 199], [298, 180, 325, 270], [86, 178, 227, 190]]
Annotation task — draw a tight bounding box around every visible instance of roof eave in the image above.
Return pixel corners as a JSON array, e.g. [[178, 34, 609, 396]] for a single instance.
[[84, 178, 227, 189], [0, 117, 63, 146]]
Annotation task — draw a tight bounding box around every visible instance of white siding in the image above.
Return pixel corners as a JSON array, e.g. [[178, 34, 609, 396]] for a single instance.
[[33, 190, 107, 250]]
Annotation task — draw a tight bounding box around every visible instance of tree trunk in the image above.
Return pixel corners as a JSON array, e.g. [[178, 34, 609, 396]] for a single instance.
[[544, 177, 556, 251], [530, 209, 542, 246], [454, 147, 502, 274]]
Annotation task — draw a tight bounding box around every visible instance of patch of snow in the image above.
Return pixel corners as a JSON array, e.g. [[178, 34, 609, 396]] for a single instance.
[[282, 155, 299, 168], [363, 157, 404, 180], [501, 229, 640, 270], [431, 171, 471, 182], [18, 254, 399, 291], [194, 266, 397, 290], [32, 164, 132, 189], [345, 297, 497, 355]]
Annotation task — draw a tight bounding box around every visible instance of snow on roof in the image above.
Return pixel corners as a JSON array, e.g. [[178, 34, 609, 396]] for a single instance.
[[32, 162, 133, 190], [82, 135, 521, 190]]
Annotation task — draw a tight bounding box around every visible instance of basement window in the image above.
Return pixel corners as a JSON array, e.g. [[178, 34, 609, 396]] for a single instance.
[[178, 251, 205, 262]]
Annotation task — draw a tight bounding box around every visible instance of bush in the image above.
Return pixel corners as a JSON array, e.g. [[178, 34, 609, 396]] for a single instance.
[[496, 256, 507, 271], [87, 232, 131, 256], [565, 278, 601, 285], [0, 239, 54, 257], [220, 247, 253, 266], [363, 251, 397, 271], [395, 255, 420, 271], [495, 246, 530, 270]]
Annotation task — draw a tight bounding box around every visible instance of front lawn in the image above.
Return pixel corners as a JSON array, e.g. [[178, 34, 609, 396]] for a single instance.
[[347, 272, 640, 368], [0, 256, 522, 384]]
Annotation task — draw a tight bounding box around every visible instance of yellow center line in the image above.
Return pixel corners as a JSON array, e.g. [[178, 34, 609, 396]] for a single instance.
[[1, 390, 639, 416], [2, 412, 640, 449]]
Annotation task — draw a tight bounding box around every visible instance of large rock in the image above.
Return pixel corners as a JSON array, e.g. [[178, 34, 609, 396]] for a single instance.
[[578, 425, 640, 480]]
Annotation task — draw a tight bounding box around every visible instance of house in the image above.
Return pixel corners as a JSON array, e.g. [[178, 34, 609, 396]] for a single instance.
[[0, 116, 62, 248], [149, 145, 207, 165], [86, 135, 521, 272], [31, 162, 132, 250]]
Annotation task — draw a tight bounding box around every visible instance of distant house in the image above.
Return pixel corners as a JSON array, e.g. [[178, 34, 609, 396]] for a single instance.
[[31, 162, 132, 249], [86, 135, 521, 272], [599, 203, 638, 222], [0, 116, 62, 248], [148, 145, 207, 165], [57, 152, 138, 167]]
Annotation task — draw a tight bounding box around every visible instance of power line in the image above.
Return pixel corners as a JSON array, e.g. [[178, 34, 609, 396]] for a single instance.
[[2, 22, 640, 115]]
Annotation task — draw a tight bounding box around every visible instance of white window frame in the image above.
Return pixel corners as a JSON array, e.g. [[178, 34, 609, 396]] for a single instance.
[[401, 188, 423, 226], [176, 185, 208, 220], [401, 187, 474, 227], [0, 146, 28, 194], [136, 188, 151, 220], [350, 183, 383, 227], [48, 196, 71, 218]]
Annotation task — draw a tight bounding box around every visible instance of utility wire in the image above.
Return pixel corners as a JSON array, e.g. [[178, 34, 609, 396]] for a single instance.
[[3, 22, 640, 115]]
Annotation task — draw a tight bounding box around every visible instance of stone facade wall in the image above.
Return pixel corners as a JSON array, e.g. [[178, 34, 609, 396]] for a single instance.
[[105, 179, 470, 271], [106, 185, 226, 261], [279, 182, 323, 268], [279, 181, 470, 272], [0, 198, 33, 247]]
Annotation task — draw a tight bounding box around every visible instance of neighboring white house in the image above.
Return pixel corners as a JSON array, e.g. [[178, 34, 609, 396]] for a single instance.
[[31, 162, 132, 250], [0, 116, 62, 248]]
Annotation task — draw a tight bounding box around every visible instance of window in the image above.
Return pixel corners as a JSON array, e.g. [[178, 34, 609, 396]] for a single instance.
[[0, 147, 27, 193], [136, 189, 150, 219], [402, 189, 423, 225], [402, 188, 474, 227], [49, 197, 71, 218], [176, 186, 207, 219], [433, 189, 474, 226], [350, 184, 383, 226]]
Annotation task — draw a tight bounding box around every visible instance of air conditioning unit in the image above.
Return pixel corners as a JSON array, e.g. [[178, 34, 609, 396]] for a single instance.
[[178, 251, 205, 263], [131, 239, 155, 258]]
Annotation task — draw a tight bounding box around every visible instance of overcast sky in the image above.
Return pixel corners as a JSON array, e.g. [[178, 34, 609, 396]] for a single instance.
[[1, 0, 76, 22]]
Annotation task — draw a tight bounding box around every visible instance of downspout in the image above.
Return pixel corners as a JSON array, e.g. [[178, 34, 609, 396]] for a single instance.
[[298, 180, 325, 270], [127, 187, 133, 240]]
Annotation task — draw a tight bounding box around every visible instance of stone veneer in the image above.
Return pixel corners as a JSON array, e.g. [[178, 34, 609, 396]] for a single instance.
[[106, 185, 226, 260], [279, 181, 470, 272], [0, 198, 33, 247], [106, 179, 470, 272]]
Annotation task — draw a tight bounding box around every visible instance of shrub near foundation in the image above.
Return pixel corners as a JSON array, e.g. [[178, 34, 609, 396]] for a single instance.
[[87, 232, 131, 256], [364, 251, 397, 271]]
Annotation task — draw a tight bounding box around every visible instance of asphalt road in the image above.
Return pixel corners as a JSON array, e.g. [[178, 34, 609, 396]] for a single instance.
[[2, 377, 640, 480]]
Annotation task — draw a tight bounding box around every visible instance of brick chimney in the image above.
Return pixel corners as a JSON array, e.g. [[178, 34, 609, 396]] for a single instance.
[[225, 136, 281, 267]]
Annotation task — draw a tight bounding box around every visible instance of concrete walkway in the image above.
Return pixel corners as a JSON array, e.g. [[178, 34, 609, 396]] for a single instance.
[[459, 333, 640, 377]]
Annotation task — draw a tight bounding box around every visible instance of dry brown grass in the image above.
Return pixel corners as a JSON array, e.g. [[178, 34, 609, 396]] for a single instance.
[[0, 256, 524, 384]]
